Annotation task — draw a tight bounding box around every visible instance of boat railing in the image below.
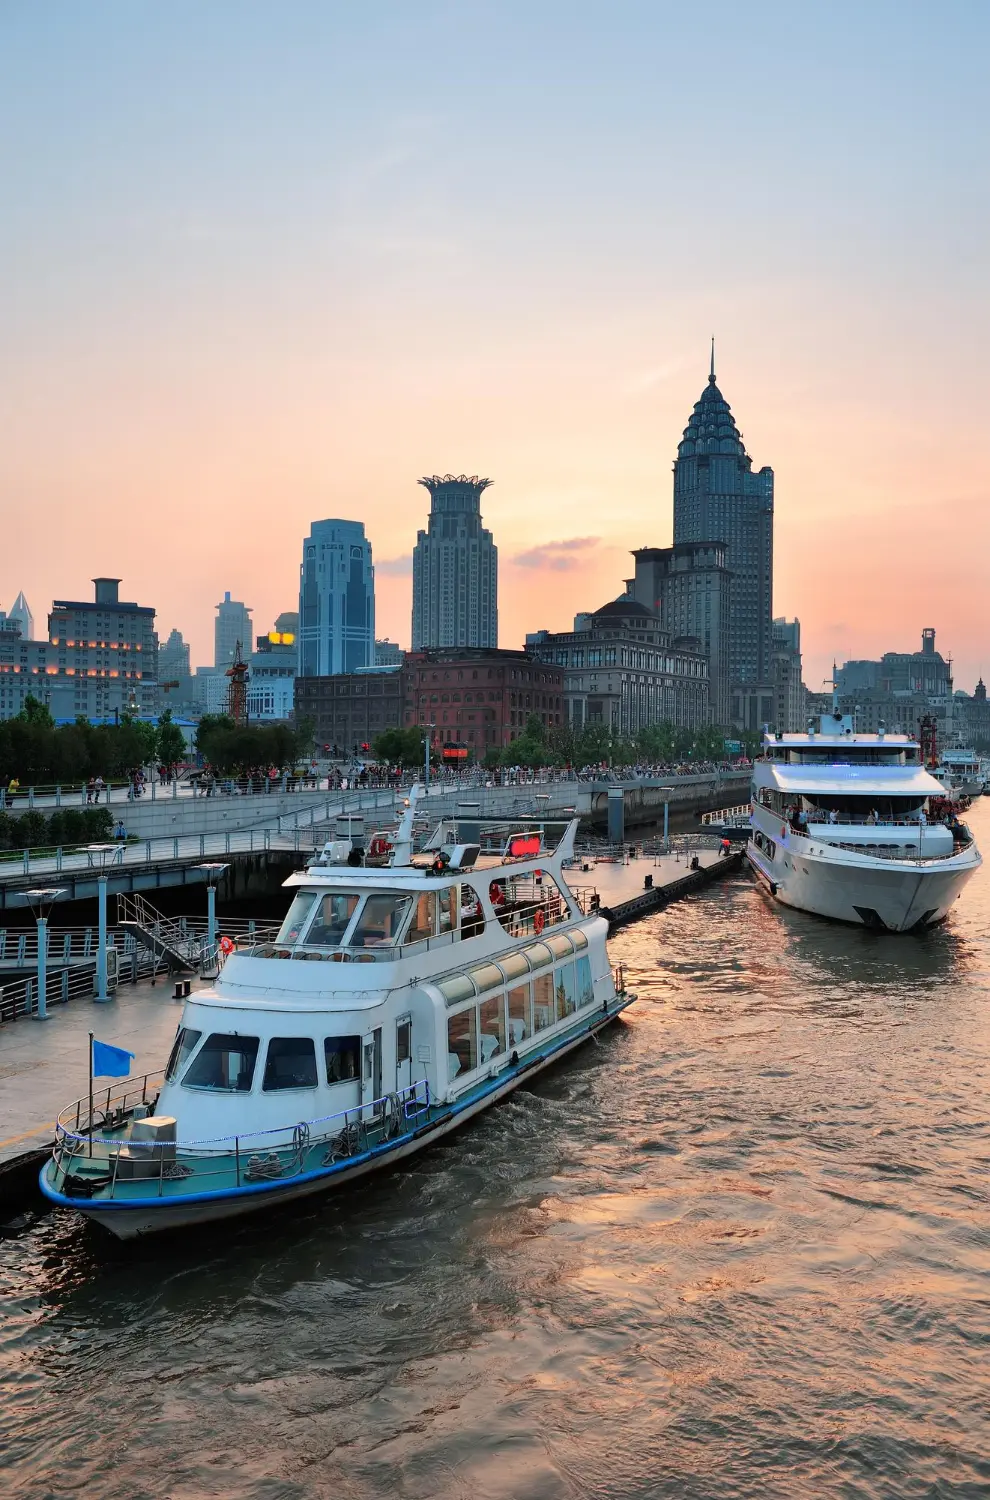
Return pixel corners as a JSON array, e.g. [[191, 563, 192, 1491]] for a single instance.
[[51, 1076, 435, 1198], [243, 891, 593, 963]]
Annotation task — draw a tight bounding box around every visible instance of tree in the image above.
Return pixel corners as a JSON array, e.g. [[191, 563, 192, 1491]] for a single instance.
[[156, 709, 186, 772], [373, 726, 429, 767], [19, 695, 54, 728]]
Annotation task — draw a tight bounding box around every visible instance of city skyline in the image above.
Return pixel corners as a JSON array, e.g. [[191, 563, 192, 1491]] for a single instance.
[[1, 4, 987, 693]]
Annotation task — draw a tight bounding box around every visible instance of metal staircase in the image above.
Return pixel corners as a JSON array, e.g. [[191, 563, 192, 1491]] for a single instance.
[[116, 893, 203, 974]]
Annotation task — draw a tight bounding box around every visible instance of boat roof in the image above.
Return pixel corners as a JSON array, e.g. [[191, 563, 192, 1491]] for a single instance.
[[765, 732, 918, 748], [765, 764, 942, 796]]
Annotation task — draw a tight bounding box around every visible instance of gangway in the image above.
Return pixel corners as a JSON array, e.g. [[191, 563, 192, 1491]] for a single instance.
[[116, 893, 203, 974]]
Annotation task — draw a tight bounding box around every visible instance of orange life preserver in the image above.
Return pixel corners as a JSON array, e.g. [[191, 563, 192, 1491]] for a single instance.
[[533, 907, 545, 935], [369, 835, 392, 858], [219, 935, 235, 955]]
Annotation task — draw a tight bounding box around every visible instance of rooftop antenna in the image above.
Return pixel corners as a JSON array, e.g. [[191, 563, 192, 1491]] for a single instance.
[[390, 784, 420, 867], [709, 336, 716, 384]]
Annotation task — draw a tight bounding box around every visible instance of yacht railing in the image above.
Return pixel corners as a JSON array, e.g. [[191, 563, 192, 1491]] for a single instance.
[[51, 1075, 436, 1198]]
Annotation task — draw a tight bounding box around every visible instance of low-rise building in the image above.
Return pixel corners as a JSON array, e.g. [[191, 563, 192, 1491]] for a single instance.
[[402, 648, 563, 752], [295, 668, 404, 754], [527, 597, 709, 735]]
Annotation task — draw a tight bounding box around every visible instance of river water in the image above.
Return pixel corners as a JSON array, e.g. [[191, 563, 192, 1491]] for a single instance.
[[3, 803, 990, 1499]]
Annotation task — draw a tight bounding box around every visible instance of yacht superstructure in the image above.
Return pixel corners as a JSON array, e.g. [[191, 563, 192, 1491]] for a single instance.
[[932, 748, 985, 801], [41, 796, 633, 1239], [748, 713, 981, 931]]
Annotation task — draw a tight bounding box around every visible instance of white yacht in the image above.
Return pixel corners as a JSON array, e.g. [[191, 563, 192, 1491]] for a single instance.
[[748, 712, 981, 932], [932, 748, 985, 801], [41, 796, 633, 1239]]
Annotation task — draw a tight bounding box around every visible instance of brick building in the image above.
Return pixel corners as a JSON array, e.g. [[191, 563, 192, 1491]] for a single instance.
[[402, 648, 563, 754], [294, 668, 403, 754]]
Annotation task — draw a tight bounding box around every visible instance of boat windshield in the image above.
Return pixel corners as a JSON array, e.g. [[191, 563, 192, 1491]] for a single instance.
[[276, 891, 320, 946], [304, 892, 362, 946], [349, 893, 413, 948]]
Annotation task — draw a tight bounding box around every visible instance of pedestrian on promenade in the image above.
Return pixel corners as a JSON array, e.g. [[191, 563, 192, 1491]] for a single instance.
[[86, 777, 95, 805]]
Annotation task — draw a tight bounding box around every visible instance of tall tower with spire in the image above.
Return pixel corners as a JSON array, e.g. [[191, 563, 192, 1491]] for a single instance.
[[673, 347, 774, 726]]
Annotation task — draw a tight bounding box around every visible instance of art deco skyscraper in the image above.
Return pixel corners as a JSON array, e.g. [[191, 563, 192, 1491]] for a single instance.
[[411, 475, 498, 650], [673, 347, 774, 713]]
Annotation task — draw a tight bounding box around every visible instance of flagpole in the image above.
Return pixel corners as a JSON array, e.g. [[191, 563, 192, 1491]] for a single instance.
[[88, 1030, 94, 1159]]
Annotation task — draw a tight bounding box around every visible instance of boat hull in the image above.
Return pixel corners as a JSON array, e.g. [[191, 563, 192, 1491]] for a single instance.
[[40, 997, 634, 1240], [746, 838, 979, 931]]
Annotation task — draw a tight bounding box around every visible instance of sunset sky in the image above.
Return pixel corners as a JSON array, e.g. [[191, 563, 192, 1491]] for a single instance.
[[1, 2, 988, 696]]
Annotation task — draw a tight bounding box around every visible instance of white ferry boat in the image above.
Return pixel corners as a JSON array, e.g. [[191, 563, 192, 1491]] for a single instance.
[[40, 796, 633, 1239], [932, 747, 985, 802], [748, 712, 981, 932]]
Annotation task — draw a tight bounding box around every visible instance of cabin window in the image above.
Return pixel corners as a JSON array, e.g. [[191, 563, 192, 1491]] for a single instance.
[[397, 1021, 411, 1066], [526, 942, 553, 971], [533, 972, 554, 1032], [556, 963, 577, 1019], [183, 1033, 259, 1092], [276, 891, 318, 945], [263, 1037, 319, 1091], [325, 1035, 361, 1084], [507, 983, 531, 1045], [352, 893, 412, 948], [546, 933, 574, 959], [575, 955, 594, 1006], [307, 892, 360, 946], [500, 949, 531, 980], [469, 963, 503, 994], [459, 883, 485, 937], [571, 929, 589, 953], [440, 972, 477, 1006], [479, 994, 505, 1062], [447, 1008, 478, 1079], [165, 1027, 201, 1082], [438, 887, 455, 935], [407, 891, 437, 944]]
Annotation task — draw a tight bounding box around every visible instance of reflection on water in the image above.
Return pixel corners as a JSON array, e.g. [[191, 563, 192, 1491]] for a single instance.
[[3, 804, 990, 1499]]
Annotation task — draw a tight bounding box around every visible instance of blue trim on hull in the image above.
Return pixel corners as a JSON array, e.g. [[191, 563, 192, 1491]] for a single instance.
[[39, 997, 635, 1219]]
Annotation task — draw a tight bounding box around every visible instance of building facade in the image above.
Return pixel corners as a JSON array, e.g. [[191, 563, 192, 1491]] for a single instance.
[[835, 629, 955, 736], [159, 628, 191, 683], [673, 352, 774, 723], [411, 476, 498, 650], [402, 648, 562, 753], [295, 668, 403, 754], [214, 592, 253, 669], [0, 577, 158, 722], [528, 598, 710, 736], [375, 638, 403, 667], [6, 591, 33, 641], [245, 631, 297, 721], [629, 542, 731, 726], [772, 617, 805, 732], [298, 519, 375, 678]]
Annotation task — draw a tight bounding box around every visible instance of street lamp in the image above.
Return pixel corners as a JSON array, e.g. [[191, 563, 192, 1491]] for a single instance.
[[423, 724, 436, 794], [85, 843, 123, 1003], [197, 863, 228, 966], [25, 888, 66, 1022]]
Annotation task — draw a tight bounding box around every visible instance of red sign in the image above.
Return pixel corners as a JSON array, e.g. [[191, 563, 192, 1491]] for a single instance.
[[508, 835, 541, 858], [443, 746, 469, 760]]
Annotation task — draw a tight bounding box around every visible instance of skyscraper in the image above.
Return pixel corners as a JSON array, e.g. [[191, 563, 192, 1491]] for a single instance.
[[7, 591, 33, 640], [411, 475, 498, 650], [159, 627, 191, 680], [673, 347, 774, 726], [214, 591, 253, 669], [298, 519, 375, 677]]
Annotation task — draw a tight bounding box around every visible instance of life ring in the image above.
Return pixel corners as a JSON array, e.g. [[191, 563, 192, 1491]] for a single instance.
[[219, 935, 235, 955], [533, 908, 545, 935], [369, 835, 392, 858]]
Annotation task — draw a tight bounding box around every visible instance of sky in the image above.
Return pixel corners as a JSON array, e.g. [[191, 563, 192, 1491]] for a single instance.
[[1, 1, 988, 694]]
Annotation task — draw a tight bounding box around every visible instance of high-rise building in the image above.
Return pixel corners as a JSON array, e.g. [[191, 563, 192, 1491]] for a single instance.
[[772, 617, 805, 732], [298, 520, 375, 677], [274, 611, 299, 637], [159, 628, 191, 681], [214, 592, 253, 669], [7, 591, 33, 640], [375, 638, 403, 667], [411, 475, 497, 650], [0, 577, 159, 722], [673, 348, 774, 726], [628, 542, 732, 726]]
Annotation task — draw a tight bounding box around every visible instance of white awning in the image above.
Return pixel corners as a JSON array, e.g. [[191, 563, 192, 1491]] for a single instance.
[[766, 765, 941, 797]]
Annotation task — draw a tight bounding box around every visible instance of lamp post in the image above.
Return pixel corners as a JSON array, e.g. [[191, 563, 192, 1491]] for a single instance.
[[423, 724, 436, 794], [197, 863, 228, 969], [86, 844, 122, 1003], [25, 888, 66, 1021]]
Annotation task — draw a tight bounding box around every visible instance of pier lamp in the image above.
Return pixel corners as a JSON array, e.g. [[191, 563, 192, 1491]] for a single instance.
[[85, 843, 123, 1003], [25, 888, 66, 1021], [197, 863, 228, 964]]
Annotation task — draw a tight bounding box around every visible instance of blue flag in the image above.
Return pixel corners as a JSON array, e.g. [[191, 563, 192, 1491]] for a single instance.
[[92, 1038, 134, 1079]]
